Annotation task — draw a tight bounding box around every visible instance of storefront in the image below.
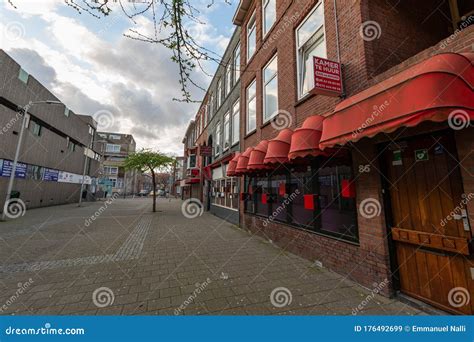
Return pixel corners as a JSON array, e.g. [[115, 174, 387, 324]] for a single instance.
[[239, 52, 474, 315]]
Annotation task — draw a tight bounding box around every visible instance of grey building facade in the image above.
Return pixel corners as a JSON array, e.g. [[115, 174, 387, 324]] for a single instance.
[[0, 50, 102, 211], [204, 28, 242, 225]]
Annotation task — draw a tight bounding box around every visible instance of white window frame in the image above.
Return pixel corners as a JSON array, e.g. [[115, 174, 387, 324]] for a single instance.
[[106, 144, 121, 153], [247, 11, 257, 61], [234, 43, 241, 82], [226, 63, 232, 95], [263, 0, 276, 37], [217, 79, 222, 108], [209, 93, 214, 117], [246, 80, 257, 134], [232, 99, 240, 145], [296, 1, 327, 99], [263, 54, 278, 123], [223, 111, 230, 151], [215, 122, 221, 157]]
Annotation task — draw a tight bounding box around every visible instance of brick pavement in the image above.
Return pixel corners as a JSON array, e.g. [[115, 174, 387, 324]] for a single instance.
[[0, 198, 424, 315]]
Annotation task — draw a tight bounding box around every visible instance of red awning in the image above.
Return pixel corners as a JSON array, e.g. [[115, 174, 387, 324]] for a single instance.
[[247, 140, 270, 171], [185, 178, 200, 184], [226, 152, 241, 177], [235, 147, 253, 175], [320, 52, 474, 148], [264, 129, 293, 165], [288, 115, 328, 160]]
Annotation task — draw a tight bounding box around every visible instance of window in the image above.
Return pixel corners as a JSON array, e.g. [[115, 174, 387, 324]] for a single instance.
[[215, 122, 221, 156], [64, 107, 70, 117], [27, 165, 44, 181], [263, 0, 276, 36], [232, 100, 240, 145], [217, 79, 222, 108], [263, 54, 278, 122], [210, 175, 239, 210], [209, 93, 214, 117], [246, 80, 257, 133], [188, 155, 196, 168], [223, 112, 230, 151], [234, 43, 241, 82], [109, 134, 121, 140], [226, 63, 232, 94], [104, 166, 118, 175], [30, 121, 41, 136], [99, 133, 107, 138], [18, 68, 29, 84], [244, 153, 358, 242], [247, 12, 256, 61], [296, 2, 326, 98], [108, 177, 117, 188], [67, 140, 75, 152], [106, 144, 121, 153]]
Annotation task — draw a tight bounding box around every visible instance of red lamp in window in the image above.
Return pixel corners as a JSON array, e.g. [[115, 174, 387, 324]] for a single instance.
[[341, 179, 356, 198]]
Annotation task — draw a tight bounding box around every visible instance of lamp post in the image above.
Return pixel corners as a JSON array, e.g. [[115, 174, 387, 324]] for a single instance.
[[1, 100, 62, 221], [78, 138, 106, 207]]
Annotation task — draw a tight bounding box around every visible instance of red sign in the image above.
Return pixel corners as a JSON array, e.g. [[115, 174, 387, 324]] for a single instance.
[[200, 146, 212, 156], [312, 56, 343, 97]]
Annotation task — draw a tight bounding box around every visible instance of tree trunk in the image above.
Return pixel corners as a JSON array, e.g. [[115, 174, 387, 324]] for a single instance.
[[151, 170, 156, 212]]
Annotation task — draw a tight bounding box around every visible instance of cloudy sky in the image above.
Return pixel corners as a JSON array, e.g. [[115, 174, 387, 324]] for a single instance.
[[0, 0, 237, 155]]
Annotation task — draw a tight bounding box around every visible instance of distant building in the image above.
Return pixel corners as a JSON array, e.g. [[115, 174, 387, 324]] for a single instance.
[[171, 156, 185, 197], [0, 50, 102, 210], [96, 132, 138, 196]]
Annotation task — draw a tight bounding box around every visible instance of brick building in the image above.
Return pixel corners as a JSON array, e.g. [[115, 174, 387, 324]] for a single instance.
[[227, 0, 473, 315], [0, 50, 102, 211]]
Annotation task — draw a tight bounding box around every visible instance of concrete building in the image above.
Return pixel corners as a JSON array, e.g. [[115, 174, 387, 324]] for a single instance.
[[0, 50, 102, 211], [96, 132, 139, 197], [181, 120, 199, 200]]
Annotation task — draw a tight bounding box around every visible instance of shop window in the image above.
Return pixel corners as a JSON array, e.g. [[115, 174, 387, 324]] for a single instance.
[[316, 154, 358, 241], [263, 0, 276, 36], [231, 178, 239, 209], [246, 80, 257, 133], [269, 173, 287, 222], [288, 168, 314, 228], [263, 54, 278, 122], [247, 12, 257, 61], [255, 177, 269, 217], [244, 176, 255, 214], [296, 2, 326, 98]]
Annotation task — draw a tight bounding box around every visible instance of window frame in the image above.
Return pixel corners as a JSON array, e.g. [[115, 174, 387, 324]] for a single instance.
[[262, 0, 277, 37], [217, 79, 222, 108], [226, 62, 232, 95], [223, 111, 230, 151], [106, 144, 121, 153], [246, 79, 257, 134], [234, 43, 241, 82], [215, 121, 221, 157], [246, 11, 257, 61], [231, 99, 240, 145], [295, 1, 327, 99], [262, 54, 278, 123], [30, 121, 42, 137]]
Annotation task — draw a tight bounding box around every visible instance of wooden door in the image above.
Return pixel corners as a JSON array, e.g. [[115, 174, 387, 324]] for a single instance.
[[383, 131, 473, 314]]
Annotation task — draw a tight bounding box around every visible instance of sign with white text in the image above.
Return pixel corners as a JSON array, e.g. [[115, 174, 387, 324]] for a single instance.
[[312, 56, 343, 96]]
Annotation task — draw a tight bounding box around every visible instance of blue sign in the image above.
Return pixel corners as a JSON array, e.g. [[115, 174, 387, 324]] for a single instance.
[[0, 159, 27, 179], [43, 168, 59, 182], [0, 316, 471, 342]]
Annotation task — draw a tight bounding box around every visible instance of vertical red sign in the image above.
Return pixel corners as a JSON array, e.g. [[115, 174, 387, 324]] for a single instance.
[[312, 56, 343, 97]]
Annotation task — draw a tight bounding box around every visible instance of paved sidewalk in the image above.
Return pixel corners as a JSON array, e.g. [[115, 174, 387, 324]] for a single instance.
[[0, 198, 423, 315]]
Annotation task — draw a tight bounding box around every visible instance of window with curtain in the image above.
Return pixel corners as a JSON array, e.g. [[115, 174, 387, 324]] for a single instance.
[[296, 2, 326, 98], [263, 54, 278, 122]]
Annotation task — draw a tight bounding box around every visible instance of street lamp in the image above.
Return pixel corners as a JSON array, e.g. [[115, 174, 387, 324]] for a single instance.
[[78, 138, 107, 207], [1, 100, 62, 221]]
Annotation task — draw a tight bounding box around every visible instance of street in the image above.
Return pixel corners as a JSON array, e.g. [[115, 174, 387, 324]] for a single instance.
[[0, 198, 423, 315]]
